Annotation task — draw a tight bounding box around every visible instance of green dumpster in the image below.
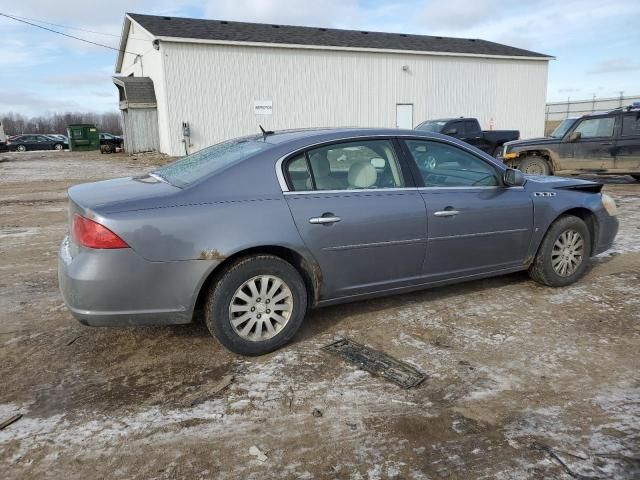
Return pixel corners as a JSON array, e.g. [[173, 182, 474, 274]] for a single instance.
[[67, 124, 100, 151]]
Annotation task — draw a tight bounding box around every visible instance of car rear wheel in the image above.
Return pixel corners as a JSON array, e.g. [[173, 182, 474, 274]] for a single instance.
[[16, 145, 26, 152], [528, 215, 591, 287], [53, 143, 64, 150], [205, 255, 308, 356], [519, 156, 551, 176], [631, 175, 640, 182]]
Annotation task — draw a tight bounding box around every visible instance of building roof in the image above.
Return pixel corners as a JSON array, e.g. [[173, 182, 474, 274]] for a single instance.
[[112, 76, 157, 108], [126, 13, 552, 60]]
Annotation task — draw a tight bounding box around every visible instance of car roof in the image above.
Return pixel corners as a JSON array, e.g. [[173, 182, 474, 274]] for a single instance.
[[258, 127, 453, 146]]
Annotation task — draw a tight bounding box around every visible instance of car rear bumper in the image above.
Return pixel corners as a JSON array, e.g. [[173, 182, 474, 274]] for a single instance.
[[58, 236, 215, 327]]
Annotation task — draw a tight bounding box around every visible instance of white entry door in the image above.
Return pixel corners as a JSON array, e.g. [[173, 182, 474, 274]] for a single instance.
[[396, 104, 414, 129]]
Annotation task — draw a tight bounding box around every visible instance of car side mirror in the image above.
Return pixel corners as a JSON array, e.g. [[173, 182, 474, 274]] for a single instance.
[[568, 131, 581, 142], [444, 128, 457, 135], [503, 168, 525, 187]]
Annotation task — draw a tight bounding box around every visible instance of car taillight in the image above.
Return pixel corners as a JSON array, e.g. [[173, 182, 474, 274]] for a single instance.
[[72, 214, 129, 249]]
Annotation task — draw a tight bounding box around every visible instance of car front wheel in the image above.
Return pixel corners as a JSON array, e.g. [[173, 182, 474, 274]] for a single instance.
[[631, 175, 640, 182], [205, 255, 308, 356], [16, 145, 26, 152], [53, 143, 64, 150], [528, 215, 591, 287], [519, 155, 551, 176]]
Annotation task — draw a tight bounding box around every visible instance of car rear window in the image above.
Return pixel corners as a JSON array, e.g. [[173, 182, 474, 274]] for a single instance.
[[152, 139, 271, 188]]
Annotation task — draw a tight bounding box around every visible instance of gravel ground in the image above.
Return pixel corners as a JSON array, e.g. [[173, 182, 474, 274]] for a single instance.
[[1, 150, 639, 479]]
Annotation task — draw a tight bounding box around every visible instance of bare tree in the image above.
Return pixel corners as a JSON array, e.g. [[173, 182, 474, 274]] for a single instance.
[[1, 111, 123, 136]]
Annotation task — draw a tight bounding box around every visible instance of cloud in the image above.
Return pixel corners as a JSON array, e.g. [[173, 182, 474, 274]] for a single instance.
[[588, 57, 640, 74], [45, 71, 113, 87], [421, 0, 501, 31]]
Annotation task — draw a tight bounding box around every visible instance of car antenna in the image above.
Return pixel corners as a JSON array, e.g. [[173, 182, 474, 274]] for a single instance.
[[259, 125, 274, 142]]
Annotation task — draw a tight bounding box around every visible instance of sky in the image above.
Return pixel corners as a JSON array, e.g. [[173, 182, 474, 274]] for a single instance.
[[1, 0, 638, 116]]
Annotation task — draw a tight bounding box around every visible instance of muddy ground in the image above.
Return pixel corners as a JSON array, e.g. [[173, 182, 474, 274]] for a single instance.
[[1, 150, 639, 479]]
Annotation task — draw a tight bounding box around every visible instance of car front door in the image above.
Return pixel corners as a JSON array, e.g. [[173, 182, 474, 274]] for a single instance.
[[36, 135, 53, 149], [614, 112, 640, 172], [461, 120, 489, 152], [558, 116, 616, 172], [401, 138, 533, 280], [283, 138, 427, 299]]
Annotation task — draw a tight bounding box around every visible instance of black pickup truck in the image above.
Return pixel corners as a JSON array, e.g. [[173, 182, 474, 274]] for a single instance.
[[415, 117, 519, 156]]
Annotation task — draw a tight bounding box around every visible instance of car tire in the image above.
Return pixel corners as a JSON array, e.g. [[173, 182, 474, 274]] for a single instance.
[[519, 156, 551, 176], [528, 215, 591, 287], [205, 255, 308, 356], [53, 143, 63, 151], [631, 175, 640, 182], [16, 145, 26, 152]]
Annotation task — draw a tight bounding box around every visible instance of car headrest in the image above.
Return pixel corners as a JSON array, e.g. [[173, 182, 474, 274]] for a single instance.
[[348, 161, 377, 188], [310, 152, 330, 178]]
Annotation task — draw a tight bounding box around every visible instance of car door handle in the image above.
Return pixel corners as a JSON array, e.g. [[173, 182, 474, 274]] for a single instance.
[[600, 142, 613, 146], [434, 210, 460, 217], [309, 215, 341, 224]]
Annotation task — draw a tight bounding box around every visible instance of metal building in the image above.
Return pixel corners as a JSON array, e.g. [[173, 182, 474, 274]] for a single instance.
[[115, 13, 552, 156]]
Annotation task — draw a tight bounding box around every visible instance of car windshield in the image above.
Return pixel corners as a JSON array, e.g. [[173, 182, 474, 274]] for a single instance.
[[415, 121, 447, 133], [153, 138, 271, 188], [550, 118, 578, 138]]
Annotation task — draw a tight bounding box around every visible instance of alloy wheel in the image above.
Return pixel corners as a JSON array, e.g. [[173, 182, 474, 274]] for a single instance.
[[228, 275, 293, 342], [551, 229, 584, 276]]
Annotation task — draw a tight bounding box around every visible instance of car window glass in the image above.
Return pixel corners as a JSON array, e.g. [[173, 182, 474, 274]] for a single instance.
[[37, 136, 48, 141], [465, 120, 481, 136], [574, 117, 614, 138], [404, 140, 499, 187], [285, 154, 313, 191], [153, 138, 271, 188], [621, 115, 640, 136], [303, 139, 404, 190], [446, 122, 463, 135]]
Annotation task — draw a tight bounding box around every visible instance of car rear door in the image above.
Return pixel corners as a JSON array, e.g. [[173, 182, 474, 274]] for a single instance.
[[614, 112, 640, 172], [558, 115, 616, 171], [283, 138, 427, 299], [401, 138, 533, 280]]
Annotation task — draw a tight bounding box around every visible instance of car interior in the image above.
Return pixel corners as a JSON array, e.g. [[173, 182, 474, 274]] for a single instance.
[[287, 140, 405, 191], [404, 140, 499, 187]]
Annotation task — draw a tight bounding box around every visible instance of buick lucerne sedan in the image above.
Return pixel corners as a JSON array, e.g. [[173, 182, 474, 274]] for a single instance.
[[59, 128, 619, 355]]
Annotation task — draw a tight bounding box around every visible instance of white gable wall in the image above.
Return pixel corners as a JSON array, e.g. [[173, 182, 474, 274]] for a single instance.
[[118, 22, 549, 156], [157, 42, 548, 156]]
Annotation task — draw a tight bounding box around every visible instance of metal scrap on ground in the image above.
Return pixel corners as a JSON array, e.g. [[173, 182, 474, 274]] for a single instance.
[[0, 413, 23, 430], [322, 338, 427, 389], [179, 374, 234, 407]]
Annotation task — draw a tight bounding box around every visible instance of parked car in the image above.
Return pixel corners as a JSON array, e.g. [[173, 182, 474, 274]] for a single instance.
[[7, 134, 68, 152], [59, 128, 619, 355], [501, 104, 640, 180], [48, 134, 69, 143], [99, 133, 124, 153], [415, 117, 519, 156]]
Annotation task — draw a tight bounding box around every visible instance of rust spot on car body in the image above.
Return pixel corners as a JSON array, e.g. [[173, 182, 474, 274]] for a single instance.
[[306, 259, 323, 305], [198, 249, 226, 261]]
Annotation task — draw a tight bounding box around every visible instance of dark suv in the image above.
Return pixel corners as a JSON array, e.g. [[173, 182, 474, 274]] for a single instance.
[[501, 104, 640, 180]]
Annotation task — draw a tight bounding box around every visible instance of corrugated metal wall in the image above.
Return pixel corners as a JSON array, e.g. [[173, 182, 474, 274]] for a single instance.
[[122, 108, 160, 153], [156, 42, 548, 156]]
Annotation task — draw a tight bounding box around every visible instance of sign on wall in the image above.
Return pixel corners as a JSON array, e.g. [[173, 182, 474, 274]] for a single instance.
[[254, 100, 273, 115]]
